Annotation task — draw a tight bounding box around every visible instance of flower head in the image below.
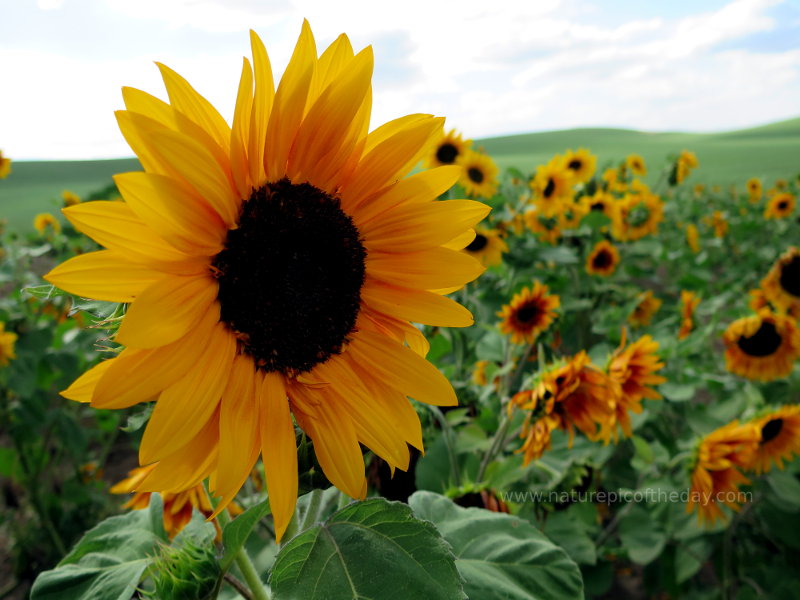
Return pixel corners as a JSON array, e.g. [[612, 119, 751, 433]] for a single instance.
[[723, 311, 800, 381], [498, 282, 560, 345], [0, 322, 18, 367]]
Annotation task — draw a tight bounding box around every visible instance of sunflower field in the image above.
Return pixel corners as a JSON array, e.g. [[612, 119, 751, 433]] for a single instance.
[[2, 24, 800, 600]]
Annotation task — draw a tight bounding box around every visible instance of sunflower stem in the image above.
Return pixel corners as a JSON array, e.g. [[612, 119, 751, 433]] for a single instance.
[[300, 488, 323, 532], [476, 412, 512, 483], [215, 506, 271, 600], [428, 406, 462, 488]]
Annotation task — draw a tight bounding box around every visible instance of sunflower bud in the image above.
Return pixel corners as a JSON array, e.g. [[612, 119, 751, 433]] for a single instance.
[[148, 536, 220, 600]]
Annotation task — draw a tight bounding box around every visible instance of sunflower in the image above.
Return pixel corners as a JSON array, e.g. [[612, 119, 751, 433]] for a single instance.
[[723, 311, 800, 381], [0, 150, 10, 179], [704, 210, 728, 238], [426, 128, 471, 168], [761, 247, 800, 314], [678, 290, 701, 340], [686, 420, 759, 525], [524, 207, 562, 244], [112, 465, 242, 539], [764, 192, 796, 219], [586, 239, 620, 277], [625, 154, 646, 176], [0, 322, 18, 367], [685, 223, 700, 253], [558, 199, 588, 229], [62, 190, 81, 207], [530, 159, 574, 215], [33, 213, 61, 234], [628, 290, 661, 327], [497, 282, 560, 344], [671, 150, 699, 185], [458, 150, 498, 199], [748, 406, 800, 474], [611, 192, 663, 242], [560, 148, 596, 183], [45, 24, 488, 541], [746, 177, 762, 203], [516, 412, 560, 465], [607, 330, 666, 438], [463, 226, 507, 267], [580, 190, 616, 222]]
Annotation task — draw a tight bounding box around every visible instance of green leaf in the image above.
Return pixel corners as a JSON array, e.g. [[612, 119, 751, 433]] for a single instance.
[[675, 537, 712, 584], [22, 284, 68, 299], [271, 497, 465, 600], [221, 498, 271, 571], [659, 383, 695, 402], [542, 511, 597, 566], [409, 491, 583, 599], [31, 498, 164, 600], [765, 470, 800, 511], [617, 505, 666, 565], [631, 435, 654, 464], [536, 246, 579, 265]]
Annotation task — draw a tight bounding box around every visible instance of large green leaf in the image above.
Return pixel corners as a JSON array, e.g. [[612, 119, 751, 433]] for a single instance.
[[30, 495, 166, 600], [270, 497, 465, 600], [617, 505, 666, 565], [409, 491, 584, 600]]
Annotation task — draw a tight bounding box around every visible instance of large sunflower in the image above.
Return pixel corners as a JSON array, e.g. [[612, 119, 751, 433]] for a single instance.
[[764, 192, 796, 219], [44, 24, 488, 540], [458, 149, 499, 199], [761, 247, 800, 314], [723, 311, 800, 381], [426, 128, 471, 168], [586, 239, 620, 277], [748, 406, 800, 474], [497, 282, 560, 345]]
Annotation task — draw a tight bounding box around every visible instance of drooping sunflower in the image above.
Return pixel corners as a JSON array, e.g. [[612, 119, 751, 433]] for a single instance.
[[524, 207, 562, 245], [607, 330, 666, 438], [458, 149, 499, 199], [0, 150, 11, 179], [628, 290, 661, 327], [678, 290, 701, 340], [746, 177, 762, 203], [611, 192, 663, 242], [764, 192, 796, 219], [685, 223, 700, 253], [560, 148, 596, 184], [112, 465, 242, 539], [686, 420, 759, 525], [0, 322, 18, 367], [45, 24, 488, 541], [33, 213, 61, 234], [586, 239, 620, 277], [748, 406, 800, 474], [463, 226, 507, 267], [530, 159, 574, 215], [625, 154, 646, 176], [723, 311, 800, 381], [497, 282, 560, 345], [761, 247, 800, 314], [426, 128, 471, 168]]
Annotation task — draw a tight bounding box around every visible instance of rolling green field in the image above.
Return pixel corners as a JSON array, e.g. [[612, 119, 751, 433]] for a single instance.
[[1, 117, 798, 233]]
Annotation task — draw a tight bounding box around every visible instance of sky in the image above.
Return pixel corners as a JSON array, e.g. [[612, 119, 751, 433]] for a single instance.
[[1, 0, 799, 160]]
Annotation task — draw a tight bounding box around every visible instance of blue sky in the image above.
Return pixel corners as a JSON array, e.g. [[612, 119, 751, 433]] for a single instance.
[[2, 0, 799, 159]]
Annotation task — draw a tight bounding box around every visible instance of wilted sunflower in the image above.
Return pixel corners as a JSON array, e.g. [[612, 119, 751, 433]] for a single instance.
[[687, 420, 759, 525], [628, 290, 661, 327], [45, 24, 488, 541], [607, 330, 666, 438], [746, 177, 762, 203], [498, 282, 560, 344], [525, 207, 562, 245], [764, 192, 796, 219], [611, 192, 663, 242], [586, 239, 620, 277], [463, 226, 507, 267], [748, 406, 800, 474], [761, 247, 800, 314], [678, 290, 701, 340], [723, 311, 800, 381], [625, 154, 646, 176], [458, 150, 499, 199], [0, 322, 17, 367], [530, 159, 574, 215], [560, 148, 596, 183], [33, 213, 61, 234], [426, 128, 471, 168], [0, 151, 12, 179], [685, 223, 700, 253], [112, 465, 242, 539]]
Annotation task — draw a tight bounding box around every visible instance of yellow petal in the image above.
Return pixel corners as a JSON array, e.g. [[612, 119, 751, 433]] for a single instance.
[[116, 275, 218, 349], [248, 31, 275, 186], [259, 372, 298, 542], [361, 279, 473, 327], [231, 57, 254, 198], [44, 250, 161, 302], [139, 321, 235, 464], [61, 359, 115, 403], [366, 246, 485, 289]]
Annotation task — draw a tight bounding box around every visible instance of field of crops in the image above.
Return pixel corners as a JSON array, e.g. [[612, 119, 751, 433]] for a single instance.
[[2, 21, 800, 600]]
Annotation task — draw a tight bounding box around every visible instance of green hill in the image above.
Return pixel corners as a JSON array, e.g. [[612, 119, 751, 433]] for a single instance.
[[1, 117, 798, 233]]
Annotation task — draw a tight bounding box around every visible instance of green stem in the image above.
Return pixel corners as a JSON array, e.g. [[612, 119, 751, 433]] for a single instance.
[[428, 406, 462, 488], [476, 412, 512, 483], [300, 489, 323, 532]]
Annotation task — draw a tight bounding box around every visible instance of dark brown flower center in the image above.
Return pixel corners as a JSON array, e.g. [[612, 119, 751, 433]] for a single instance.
[[212, 178, 366, 375], [777, 201, 789, 211], [593, 249, 612, 269], [736, 321, 783, 357], [779, 255, 800, 297], [567, 159, 582, 171], [516, 303, 540, 324], [436, 143, 458, 164], [468, 167, 485, 184], [590, 201, 605, 212], [761, 418, 783, 443], [543, 177, 556, 199], [466, 233, 489, 252]]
